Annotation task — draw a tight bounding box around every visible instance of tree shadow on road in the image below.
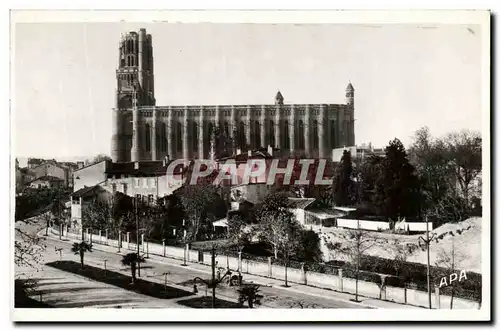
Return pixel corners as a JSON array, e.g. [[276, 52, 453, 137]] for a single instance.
[[177, 296, 245, 309], [47, 261, 193, 300]]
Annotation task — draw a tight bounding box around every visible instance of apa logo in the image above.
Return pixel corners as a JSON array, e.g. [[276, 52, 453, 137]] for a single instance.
[[439, 270, 467, 288]]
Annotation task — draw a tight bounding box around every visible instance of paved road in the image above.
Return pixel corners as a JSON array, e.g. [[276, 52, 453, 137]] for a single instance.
[[16, 219, 365, 309]]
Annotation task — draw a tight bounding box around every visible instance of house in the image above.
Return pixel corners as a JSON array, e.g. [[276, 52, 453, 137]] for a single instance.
[[287, 197, 349, 230], [216, 146, 276, 186], [73, 160, 110, 191], [103, 159, 185, 199], [58, 162, 80, 188], [287, 197, 316, 225], [69, 185, 113, 232], [26, 176, 65, 189], [27, 158, 56, 169], [73, 157, 186, 199], [30, 161, 69, 187]]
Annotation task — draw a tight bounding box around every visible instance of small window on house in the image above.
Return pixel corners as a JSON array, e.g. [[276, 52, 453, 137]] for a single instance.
[[123, 183, 128, 195], [135, 178, 140, 188], [112, 183, 117, 193]]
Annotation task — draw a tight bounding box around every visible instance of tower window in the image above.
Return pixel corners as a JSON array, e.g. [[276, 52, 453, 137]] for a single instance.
[[253, 120, 261, 149], [238, 122, 246, 149], [176, 122, 182, 152], [208, 122, 214, 141], [298, 120, 305, 149], [269, 120, 275, 147], [281, 120, 289, 149], [191, 121, 198, 152], [161, 123, 167, 152], [330, 120, 336, 148], [145, 123, 151, 152], [312, 120, 319, 149]]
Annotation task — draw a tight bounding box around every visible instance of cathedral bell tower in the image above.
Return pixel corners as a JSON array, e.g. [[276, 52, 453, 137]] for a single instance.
[[111, 29, 155, 162], [346, 82, 354, 108]]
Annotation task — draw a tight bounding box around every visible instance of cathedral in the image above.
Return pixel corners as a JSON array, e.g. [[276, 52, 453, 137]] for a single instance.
[[111, 29, 356, 162]]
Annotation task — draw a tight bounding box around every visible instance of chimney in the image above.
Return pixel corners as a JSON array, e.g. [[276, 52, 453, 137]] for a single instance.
[[267, 145, 273, 156], [134, 161, 139, 170], [236, 148, 242, 155], [248, 150, 252, 157]]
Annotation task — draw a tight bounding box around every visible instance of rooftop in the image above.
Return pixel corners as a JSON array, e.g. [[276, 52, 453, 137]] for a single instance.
[[287, 197, 316, 209], [26, 175, 64, 184]]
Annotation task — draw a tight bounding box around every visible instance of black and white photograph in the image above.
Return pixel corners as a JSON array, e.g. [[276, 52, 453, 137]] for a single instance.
[[9, 9, 491, 322]]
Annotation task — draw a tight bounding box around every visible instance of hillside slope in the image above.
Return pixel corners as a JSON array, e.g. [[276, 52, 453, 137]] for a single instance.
[[319, 217, 482, 273], [408, 217, 482, 273]]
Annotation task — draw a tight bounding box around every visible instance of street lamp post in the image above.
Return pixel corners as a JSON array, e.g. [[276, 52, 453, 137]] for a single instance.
[[193, 246, 231, 308], [136, 195, 141, 277], [418, 216, 435, 309], [182, 219, 188, 266]]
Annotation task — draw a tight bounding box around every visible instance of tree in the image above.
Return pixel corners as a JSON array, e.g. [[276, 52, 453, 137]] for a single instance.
[[82, 197, 111, 240], [373, 138, 422, 219], [256, 192, 301, 287], [444, 130, 482, 209], [429, 190, 469, 226], [296, 229, 322, 263], [122, 253, 145, 285], [71, 241, 92, 269], [15, 217, 46, 272], [109, 192, 135, 237], [254, 192, 292, 259], [280, 219, 301, 287], [333, 150, 355, 206], [178, 184, 224, 242], [227, 214, 250, 257], [92, 154, 112, 164], [409, 127, 456, 219], [356, 155, 384, 213], [434, 238, 465, 309], [338, 221, 377, 302], [237, 284, 263, 308]]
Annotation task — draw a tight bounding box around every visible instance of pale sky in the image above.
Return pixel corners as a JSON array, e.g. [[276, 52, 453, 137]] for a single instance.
[[13, 22, 483, 160]]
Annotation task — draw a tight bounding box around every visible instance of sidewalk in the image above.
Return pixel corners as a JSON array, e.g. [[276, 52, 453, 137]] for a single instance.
[[43, 229, 421, 309]]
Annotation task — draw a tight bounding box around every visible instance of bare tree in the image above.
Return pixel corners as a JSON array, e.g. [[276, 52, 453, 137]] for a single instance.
[[339, 221, 377, 302], [254, 192, 291, 259], [227, 214, 250, 258], [444, 130, 482, 209], [15, 219, 46, 272], [434, 238, 465, 309]]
